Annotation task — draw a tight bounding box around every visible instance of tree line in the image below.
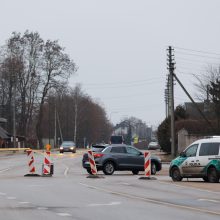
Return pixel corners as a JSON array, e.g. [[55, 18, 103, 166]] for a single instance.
[[0, 31, 112, 148]]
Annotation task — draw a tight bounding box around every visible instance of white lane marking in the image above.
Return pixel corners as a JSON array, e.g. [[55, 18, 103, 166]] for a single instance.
[[79, 182, 220, 216], [0, 192, 6, 196], [0, 168, 12, 173], [37, 207, 48, 210], [88, 201, 121, 207], [19, 202, 30, 204], [64, 167, 69, 176], [28, 185, 45, 187], [7, 197, 16, 200], [119, 182, 130, 186], [57, 213, 72, 217], [157, 180, 220, 195], [198, 199, 220, 203]]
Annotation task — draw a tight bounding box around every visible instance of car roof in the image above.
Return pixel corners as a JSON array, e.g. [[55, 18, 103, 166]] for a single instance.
[[108, 144, 127, 147], [61, 141, 75, 144], [192, 137, 220, 144]]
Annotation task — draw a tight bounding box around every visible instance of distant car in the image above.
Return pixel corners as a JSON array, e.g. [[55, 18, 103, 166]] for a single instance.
[[82, 144, 162, 175], [148, 141, 161, 150], [110, 135, 124, 144], [59, 141, 76, 153]]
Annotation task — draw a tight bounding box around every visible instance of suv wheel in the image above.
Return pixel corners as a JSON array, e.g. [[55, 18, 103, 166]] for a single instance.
[[132, 170, 139, 175], [203, 176, 209, 182], [171, 167, 183, 182], [103, 161, 115, 175], [151, 162, 157, 175], [86, 169, 92, 175], [207, 167, 219, 183]]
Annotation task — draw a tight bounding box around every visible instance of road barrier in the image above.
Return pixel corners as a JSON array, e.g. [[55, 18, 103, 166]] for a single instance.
[[0, 148, 30, 153], [24, 149, 40, 177], [42, 151, 53, 176], [139, 151, 156, 180], [88, 150, 98, 175], [144, 151, 151, 177]]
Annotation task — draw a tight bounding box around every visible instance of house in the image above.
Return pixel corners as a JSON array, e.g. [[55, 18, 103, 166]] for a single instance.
[[113, 120, 152, 143], [0, 126, 10, 147], [0, 118, 26, 148], [184, 102, 215, 120]]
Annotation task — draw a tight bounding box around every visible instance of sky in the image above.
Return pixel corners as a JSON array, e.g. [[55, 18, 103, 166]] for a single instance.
[[1, 0, 220, 127]]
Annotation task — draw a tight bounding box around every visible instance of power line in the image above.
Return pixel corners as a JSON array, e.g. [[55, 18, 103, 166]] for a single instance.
[[174, 46, 220, 56], [84, 80, 163, 89], [175, 56, 220, 65], [102, 92, 159, 100], [76, 76, 163, 87], [175, 51, 220, 60]]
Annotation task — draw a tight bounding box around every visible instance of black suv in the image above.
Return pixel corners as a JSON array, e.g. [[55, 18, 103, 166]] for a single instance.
[[82, 144, 162, 175]]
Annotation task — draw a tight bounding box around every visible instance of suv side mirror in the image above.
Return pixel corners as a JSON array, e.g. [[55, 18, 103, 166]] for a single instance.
[[180, 152, 186, 157]]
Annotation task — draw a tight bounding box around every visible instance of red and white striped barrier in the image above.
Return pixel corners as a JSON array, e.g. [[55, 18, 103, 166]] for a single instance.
[[144, 151, 151, 177], [43, 151, 51, 175], [88, 150, 97, 175], [26, 150, 36, 174]]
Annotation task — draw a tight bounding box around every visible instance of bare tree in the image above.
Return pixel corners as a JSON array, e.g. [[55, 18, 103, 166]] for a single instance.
[[36, 40, 77, 147], [194, 65, 220, 101]]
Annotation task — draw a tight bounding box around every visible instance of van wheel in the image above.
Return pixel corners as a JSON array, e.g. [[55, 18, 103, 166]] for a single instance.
[[151, 162, 157, 175], [103, 161, 115, 175], [207, 167, 219, 183], [171, 167, 183, 182]]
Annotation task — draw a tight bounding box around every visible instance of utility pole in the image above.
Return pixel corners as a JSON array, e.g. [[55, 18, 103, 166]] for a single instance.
[[11, 61, 17, 148], [12, 75, 16, 148], [74, 89, 78, 144], [167, 46, 176, 158], [54, 100, 57, 148]]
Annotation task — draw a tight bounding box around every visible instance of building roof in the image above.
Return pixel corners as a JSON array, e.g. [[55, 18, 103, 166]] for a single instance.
[[0, 126, 9, 139]]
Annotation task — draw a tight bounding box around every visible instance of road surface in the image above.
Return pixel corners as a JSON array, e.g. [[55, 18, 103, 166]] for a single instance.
[[0, 150, 219, 220]]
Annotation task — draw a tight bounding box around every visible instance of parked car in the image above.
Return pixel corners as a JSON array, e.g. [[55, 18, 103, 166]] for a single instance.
[[169, 137, 220, 183], [148, 141, 161, 150], [59, 141, 76, 153], [82, 144, 162, 175]]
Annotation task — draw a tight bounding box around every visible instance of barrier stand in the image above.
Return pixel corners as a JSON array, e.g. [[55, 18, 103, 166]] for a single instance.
[[42, 150, 54, 177], [87, 150, 104, 178], [24, 149, 40, 177], [139, 151, 156, 180]]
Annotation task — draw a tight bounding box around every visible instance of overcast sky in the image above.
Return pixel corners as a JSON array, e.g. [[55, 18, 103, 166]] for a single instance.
[[1, 0, 220, 127]]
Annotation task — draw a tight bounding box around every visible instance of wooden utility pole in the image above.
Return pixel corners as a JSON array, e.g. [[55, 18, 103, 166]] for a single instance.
[[167, 46, 176, 157]]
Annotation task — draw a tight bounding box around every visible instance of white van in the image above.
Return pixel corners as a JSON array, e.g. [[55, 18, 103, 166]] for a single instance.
[[169, 137, 220, 183]]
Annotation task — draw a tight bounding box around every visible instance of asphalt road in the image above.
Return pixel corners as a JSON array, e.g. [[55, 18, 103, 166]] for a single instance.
[[0, 150, 220, 220]]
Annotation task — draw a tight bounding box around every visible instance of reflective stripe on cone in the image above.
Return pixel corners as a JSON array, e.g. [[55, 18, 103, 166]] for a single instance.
[[144, 151, 151, 177], [88, 150, 97, 175], [27, 150, 36, 174]]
